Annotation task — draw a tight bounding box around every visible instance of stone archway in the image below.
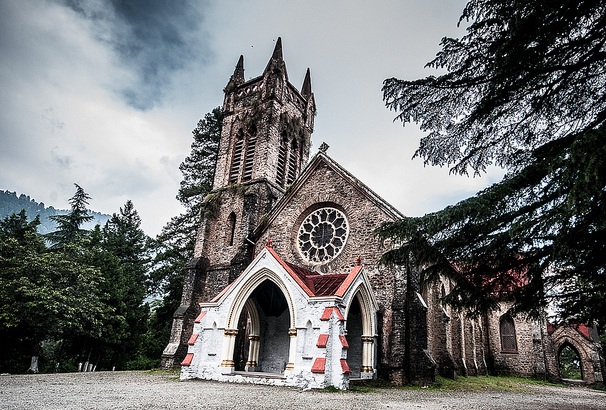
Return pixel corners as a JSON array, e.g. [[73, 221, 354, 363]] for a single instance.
[[558, 342, 583, 381], [547, 324, 605, 384], [221, 269, 297, 375], [346, 295, 363, 377], [248, 279, 291, 374], [345, 285, 377, 379]]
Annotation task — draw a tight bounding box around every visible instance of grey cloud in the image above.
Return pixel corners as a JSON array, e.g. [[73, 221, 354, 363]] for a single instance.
[[51, 147, 74, 169], [62, 0, 213, 110]]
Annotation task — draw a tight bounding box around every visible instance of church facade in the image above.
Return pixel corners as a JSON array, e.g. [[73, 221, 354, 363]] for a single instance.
[[162, 39, 604, 389]]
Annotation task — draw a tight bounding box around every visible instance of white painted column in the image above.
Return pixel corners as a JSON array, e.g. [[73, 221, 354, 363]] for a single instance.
[[361, 335, 375, 378], [220, 329, 238, 374], [245, 335, 260, 371], [285, 328, 297, 372]]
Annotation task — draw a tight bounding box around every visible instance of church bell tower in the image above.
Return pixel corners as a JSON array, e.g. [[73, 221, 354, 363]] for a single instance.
[[161, 38, 316, 368], [213, 37, 316, 189]]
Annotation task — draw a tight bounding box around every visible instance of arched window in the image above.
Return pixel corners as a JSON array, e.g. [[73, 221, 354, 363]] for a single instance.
[[286, 139, 298, 185], [242, 127, 257, 181], [227, 212, 237, 246], [276, 134, 288, 187], [500, 315, 518, 353], [303, 320, 313, 356], [559, 343, 582, 380], [229, 129, 244, 183]]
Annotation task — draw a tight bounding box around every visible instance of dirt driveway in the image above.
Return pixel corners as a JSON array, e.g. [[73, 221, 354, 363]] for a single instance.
[[1, 371, 605, 410]]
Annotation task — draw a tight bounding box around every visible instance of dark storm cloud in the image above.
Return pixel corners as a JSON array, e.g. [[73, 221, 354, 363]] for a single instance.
[[63, 0, 213, 110]]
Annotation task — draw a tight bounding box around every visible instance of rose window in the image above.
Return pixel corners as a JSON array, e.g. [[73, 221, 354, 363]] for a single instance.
[[297, 207, 348, 263]]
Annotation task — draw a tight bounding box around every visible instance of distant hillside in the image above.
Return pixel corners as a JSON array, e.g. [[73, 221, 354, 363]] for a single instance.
[[0, 190, 111, 234]]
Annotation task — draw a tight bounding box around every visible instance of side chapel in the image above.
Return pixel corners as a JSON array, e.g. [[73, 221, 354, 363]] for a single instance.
[[162, 38, 605, 389]]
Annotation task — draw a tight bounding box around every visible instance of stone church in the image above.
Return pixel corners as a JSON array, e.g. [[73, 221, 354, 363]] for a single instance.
[[162, 38, 604, 389]]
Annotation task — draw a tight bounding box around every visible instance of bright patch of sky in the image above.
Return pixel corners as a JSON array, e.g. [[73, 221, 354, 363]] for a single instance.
[[0, 0, 504, 236]]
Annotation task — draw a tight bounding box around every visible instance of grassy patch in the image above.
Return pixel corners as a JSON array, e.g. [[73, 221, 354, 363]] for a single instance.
[[324, 376, 563, 394], [145, 368, 181, 379], [590, 383, 606, 393], [428, 375, 561, 392]]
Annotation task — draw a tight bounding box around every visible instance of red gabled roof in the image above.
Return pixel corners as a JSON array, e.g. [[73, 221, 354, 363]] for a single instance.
[[574, 324, 592, 340], [547, 323, 593, 341], [208, 246, 364, 302], [310, 273, 349, 296], [270, 247, 357, 297], [547, 323, 556, 335]]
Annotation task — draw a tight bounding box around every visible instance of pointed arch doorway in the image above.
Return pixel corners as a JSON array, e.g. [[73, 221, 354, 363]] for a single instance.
[[345, 288, 377, 380], [558, 343, 583, 381], [232, 279, 292, 375]]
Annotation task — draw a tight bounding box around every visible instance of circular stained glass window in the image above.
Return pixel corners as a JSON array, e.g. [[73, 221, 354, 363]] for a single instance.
[[297, 207, 348, 264]]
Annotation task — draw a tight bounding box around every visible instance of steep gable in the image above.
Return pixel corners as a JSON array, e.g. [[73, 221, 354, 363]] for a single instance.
[[252, 152, 404, 274]]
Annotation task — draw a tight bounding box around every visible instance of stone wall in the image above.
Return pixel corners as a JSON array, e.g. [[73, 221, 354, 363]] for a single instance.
[[549, 325, 604, 384], [484, 304, 546, 377], [250, 156, 420, 381]]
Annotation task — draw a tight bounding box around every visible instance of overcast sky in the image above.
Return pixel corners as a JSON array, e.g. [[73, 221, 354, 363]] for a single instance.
[[0, 0, 505, 236]]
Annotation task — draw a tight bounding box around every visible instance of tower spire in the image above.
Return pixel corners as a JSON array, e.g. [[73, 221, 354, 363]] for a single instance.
[[301, 68, 312, 99], [263, 37, 287, 79], [225, 55, 245, 91], [271, 37, 283, 61], [233, 55, 245, 84]]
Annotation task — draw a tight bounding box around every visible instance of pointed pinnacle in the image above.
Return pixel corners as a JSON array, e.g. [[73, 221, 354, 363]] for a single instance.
[[301, 68, 312, 99], [271, 37, 283, 61], [264, 37, 285, 76], [233, 55, 245, 84]]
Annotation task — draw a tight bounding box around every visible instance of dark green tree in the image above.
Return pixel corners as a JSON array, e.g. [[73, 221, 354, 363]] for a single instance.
[[97, 200, 151, 369], [46, 184, 93, 247], [379, 0, 606, 324], [148, 107, 222, 356], [0, 212, 108, 373]]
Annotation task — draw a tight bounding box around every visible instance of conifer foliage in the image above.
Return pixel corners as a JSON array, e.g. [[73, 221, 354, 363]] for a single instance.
[[379, 0, 606, 324], [45, 184, 93, 247], [0, 185, 152, 373]]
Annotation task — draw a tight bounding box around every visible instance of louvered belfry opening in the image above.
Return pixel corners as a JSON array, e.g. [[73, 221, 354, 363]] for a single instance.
[[286, 139, 298, 185], [276, 134, 288, 187], [242, 126, 257, 181], [229, 129, 245, 183]]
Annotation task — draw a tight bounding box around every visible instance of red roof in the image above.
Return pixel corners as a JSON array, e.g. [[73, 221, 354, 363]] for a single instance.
[[279, 252, 353, 297], [210, 247, 362, 301], [547, 323, 593, 341], [574, 324, 592, 340]]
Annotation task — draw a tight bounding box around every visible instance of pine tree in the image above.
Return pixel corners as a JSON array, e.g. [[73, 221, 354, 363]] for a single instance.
[[98, 200, 150, 368], [46, 184, 94, 247], [379, 0, 606, 324], [0, 212, 108, 373]]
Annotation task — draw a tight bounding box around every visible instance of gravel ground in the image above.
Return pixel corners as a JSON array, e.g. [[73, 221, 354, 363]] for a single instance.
[[1, 371, 605, 410]]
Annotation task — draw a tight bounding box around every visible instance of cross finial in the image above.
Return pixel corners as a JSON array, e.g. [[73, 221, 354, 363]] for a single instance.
[[266, 237, 273, 248], [355, 255, 362, 266], [319, 142, 329, 153]]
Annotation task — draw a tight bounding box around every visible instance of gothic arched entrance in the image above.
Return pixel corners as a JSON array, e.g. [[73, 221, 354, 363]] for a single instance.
[[346, 295, 363, 378], [558, 343, 583, 381], [247, 279, 291, 374], [223, 274, 296, 376]]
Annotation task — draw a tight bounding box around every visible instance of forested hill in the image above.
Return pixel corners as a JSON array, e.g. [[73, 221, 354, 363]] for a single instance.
[[0, 190, 110, 234]]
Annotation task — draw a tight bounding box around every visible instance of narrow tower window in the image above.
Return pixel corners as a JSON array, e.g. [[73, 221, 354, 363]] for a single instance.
[[276, 134, 288, 187], [286, 139, 298, 185], [229, 129, 244, 183], [242, 127, 257, 181], [227, 212, 237, 246]]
